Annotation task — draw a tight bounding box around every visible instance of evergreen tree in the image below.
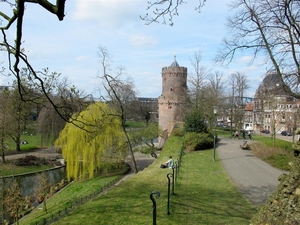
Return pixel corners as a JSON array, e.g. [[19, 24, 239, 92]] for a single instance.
[[184, 110, 207, 133]]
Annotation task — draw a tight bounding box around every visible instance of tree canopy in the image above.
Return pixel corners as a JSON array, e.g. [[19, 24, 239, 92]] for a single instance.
[[217, 0, 300, 99], [0, 1, 84, 125], [184, 110, 207, 133], [55, 102, 126, 181], [141, 0, 207, 25]]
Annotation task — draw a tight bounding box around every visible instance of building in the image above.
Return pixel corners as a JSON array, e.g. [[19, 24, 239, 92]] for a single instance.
[[252, 71, 299, 134], [158, 56, 187, 146], [243, 102, 254, 131], [137, 97, 158, 121]]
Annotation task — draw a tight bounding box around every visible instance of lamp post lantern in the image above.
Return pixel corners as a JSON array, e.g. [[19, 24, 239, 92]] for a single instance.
[[213, 106, 218, 161]]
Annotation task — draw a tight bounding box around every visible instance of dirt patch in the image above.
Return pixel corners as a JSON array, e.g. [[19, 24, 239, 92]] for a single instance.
[[14, 155, 62, 166], [4, 148, 41, 156]]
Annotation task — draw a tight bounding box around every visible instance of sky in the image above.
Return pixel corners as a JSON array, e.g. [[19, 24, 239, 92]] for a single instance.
[[0, 0, 268, 99]]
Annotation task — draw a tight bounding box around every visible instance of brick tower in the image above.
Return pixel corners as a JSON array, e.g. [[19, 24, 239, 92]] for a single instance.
[[158, 56, 187, 146]]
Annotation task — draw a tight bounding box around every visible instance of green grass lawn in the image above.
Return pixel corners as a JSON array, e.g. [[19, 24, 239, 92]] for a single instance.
[[43, 136, 256, 225], [5, 133, 43, 152], [19, 175, 122, 225], [0, 164, 53, 176]]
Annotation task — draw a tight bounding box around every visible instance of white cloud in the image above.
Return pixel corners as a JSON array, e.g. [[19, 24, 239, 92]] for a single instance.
[[0, 0, 267, 99], [72, 0, 145, 28], [130, 33, 158, 48]]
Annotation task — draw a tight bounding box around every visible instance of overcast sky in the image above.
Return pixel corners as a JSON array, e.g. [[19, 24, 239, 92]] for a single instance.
[[0, 0, 268, 98]]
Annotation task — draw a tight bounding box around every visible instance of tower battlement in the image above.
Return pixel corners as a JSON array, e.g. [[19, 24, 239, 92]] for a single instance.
[[162, 66, 187, 74], [158, 56, 187, 146]]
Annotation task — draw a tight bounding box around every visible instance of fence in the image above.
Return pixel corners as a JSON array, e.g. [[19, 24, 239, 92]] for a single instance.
[[31, 175, 124, 225], [151, 144, 185, 224], [22, 144, 185, 225]]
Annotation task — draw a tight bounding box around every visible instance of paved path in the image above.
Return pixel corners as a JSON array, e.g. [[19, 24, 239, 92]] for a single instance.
[[217, 137, 287, 207], [4, 139, 286, 208]]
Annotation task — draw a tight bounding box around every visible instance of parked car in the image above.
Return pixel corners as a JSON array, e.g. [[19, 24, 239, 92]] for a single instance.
[[281, 131, 292, 136], [261, 130, 270, 134]]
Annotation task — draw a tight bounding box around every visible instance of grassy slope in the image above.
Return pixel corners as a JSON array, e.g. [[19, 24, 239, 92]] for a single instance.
[[19, 175, 121, 225], [50, 136, 256, 225]]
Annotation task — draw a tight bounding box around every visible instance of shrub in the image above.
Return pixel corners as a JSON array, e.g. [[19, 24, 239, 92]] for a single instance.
[[250, 142, 293, 170], [171, 123, 185, 137], [184, 110, 207, 133], [183, 132, 214, 152]]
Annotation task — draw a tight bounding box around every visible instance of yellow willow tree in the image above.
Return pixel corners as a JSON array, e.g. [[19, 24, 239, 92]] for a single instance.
[[55, 102, 126, 181]]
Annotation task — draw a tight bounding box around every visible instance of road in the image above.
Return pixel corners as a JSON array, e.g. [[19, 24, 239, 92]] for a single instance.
[[217, 137, 287, 206], [258, 132, 298, 142]]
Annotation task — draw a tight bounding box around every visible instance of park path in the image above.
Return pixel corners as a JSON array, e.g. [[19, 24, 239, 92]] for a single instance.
[[3, 138, 286, 207], [216, 137, 287, 206]]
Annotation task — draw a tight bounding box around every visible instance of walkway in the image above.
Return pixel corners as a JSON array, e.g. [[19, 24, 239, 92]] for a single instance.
[[216, 137, 287, 206], [4, 139, 286, 208]]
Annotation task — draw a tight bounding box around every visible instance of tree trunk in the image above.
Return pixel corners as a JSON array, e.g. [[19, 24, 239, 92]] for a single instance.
[[1, 137, 5, 163], [122, 124, 138, 174]]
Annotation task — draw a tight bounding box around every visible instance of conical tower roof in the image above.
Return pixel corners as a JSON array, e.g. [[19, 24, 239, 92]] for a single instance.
[[170, 55, 179, 67]]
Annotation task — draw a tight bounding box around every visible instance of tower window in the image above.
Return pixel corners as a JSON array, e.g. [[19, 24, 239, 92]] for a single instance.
[[170, 87, 174, 91], [168, 105, 172, 109]]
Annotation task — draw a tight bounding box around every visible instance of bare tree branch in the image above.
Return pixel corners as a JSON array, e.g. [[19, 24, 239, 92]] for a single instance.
[[0, 1, 93, 132], [216, 0, 300, 99], [97, 46, 139, 174], [140, 0, 206, 25]]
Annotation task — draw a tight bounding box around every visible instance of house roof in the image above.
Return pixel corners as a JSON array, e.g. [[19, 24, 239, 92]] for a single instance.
[[244, 102, 254, 111], [255, 71, 286, 97]]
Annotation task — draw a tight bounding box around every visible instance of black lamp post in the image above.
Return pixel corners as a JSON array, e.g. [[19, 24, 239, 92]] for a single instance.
[[213, 106, 218, 161]]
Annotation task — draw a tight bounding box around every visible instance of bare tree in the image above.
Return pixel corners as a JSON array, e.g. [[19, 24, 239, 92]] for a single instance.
[[97, 46, 138, 174], [37, 77, 87, 146], [0, 1, 85, 125], [9, 83, 36, 151], [140, 0, 207, 25], [217, 0, 300, 99], [4, 179, 31, 225], [35, 172, 51, 214], [188, 49, 208, 110], [204, 71, 226, 128], [227, 72, 250, 131], [106, 76, 138, 122], [0, 87, 10, 162]]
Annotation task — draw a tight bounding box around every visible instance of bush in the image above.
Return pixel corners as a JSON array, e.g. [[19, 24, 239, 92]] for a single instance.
[[250, 142, 293, 170], [171, 123, 185, 137], [184, 110, 207, 133], [183, 132, 214, 152]]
